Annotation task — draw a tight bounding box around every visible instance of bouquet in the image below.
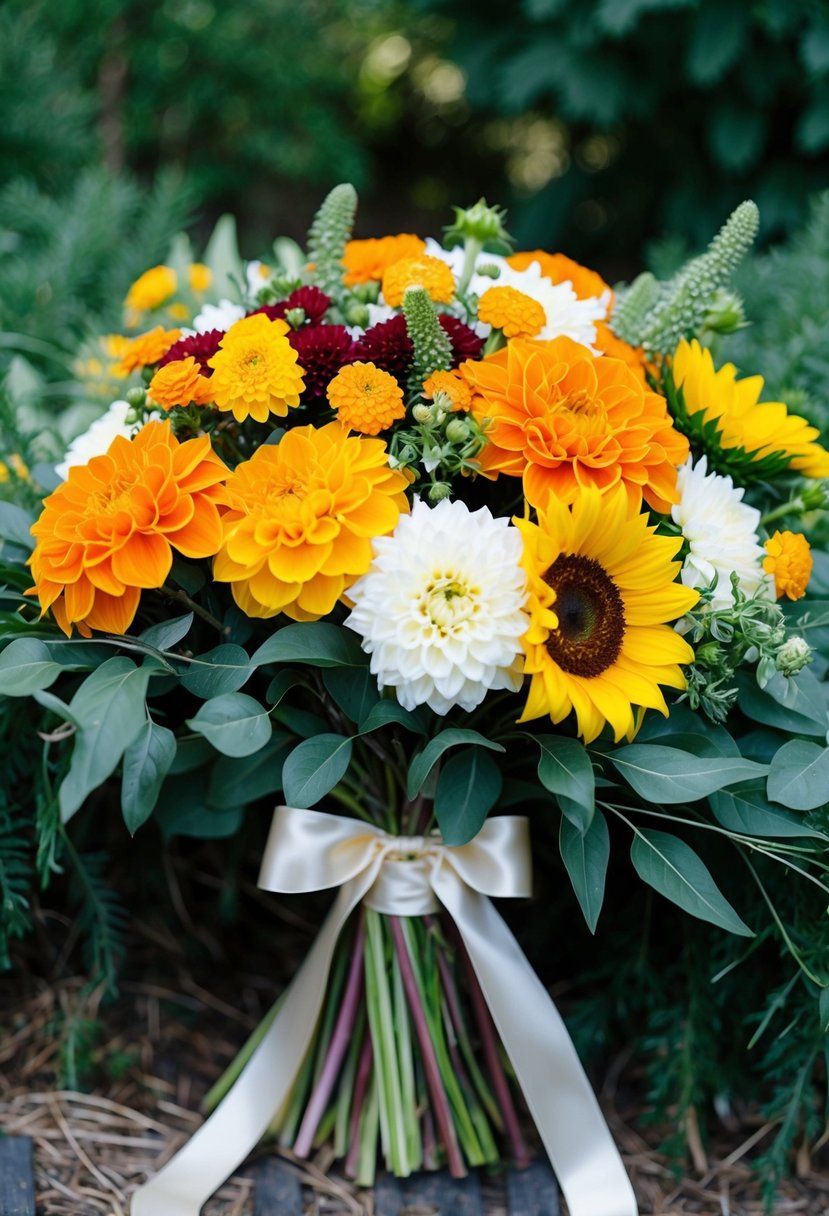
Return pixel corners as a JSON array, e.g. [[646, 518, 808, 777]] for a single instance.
[[2, 186, 828, 1215]]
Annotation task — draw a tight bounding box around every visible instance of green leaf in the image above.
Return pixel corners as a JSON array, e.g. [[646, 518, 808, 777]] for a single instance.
[[767, 739, 829, 811], [282, 733, 353, 807], [180, 644, 255, 698], [630, 829, 754, 937], [265, 670, 304, 707], [203, 213, 243, 298], [0, 502, 35, 552], [208, 733, 293, 807], [155, 769, 243, 840], [252, 621, 366, 668], [533, 735, 595, 828], [0, 637, 62, 695], [711, 780, 828, 839], [559, 813, 610, 934], [120, 720, 177, 835], [407, 729, 505, 800], [323, 666, 380, 723], [608, 744, 768, 804], [434, 748, 503, 846], [187, 693, 272, 758], [820, 987, 829, 1035], [138, 613, 193, 651], [735, 670, 827, 737], [360, 699, 428, 736], [59, 658, 152, 822]]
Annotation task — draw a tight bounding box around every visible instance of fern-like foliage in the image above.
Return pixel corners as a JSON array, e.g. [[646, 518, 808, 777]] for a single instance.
[[65, 845, 128, 996], [0, 810, 31, 970]]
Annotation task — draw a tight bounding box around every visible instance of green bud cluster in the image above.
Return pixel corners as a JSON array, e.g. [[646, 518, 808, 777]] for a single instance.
[[444, 199, 512, 249], [306, 183, 357, 304], [402, 287, 453, 400]]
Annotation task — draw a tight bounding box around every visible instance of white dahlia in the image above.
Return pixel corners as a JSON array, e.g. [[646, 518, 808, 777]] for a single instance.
[[346, 498, 529, 714], [55, 400, 157, 480], [672, 455, 767, 609]]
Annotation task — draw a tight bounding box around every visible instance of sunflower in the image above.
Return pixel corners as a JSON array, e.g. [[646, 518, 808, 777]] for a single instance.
[[516, 485, 698, 743]]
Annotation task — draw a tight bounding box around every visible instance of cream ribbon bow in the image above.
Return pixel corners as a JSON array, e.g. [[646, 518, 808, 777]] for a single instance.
[[131, 807, 638, 1216]]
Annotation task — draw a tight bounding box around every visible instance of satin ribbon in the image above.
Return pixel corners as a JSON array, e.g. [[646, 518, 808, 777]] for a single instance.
[[131, 807, 638, 1216]]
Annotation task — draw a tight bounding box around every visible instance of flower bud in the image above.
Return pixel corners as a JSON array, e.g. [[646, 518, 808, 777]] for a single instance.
[[127, 386, 148, 406], [444, 200, 512, 248], [412, 403, 433, 424], [352, 281, 380, 305], [776, 635, 812, 677], [284, 307, 306, 330], [428, 481, 452, 503], [694, 641, 721, 666], [445, 418, 469, 444], [703, 289, 746, 335], [344, 301, 370, 329]]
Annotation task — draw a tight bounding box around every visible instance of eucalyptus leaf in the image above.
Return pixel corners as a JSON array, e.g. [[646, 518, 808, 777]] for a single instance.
[[0, 637, 62, 695], [735, 670, 827, 736], [282, 733, 353, 806], [407, 729, 505, 800], [0, 502, 35, 552], [360, 698, 427, 736], [631, 829, 753, 936], [253, 621, 366, 668], [323, 666, 380, 723], [710, 780, 829, 839], [767, 739, 829, 810], [533, 734, 595, 824], [608, 744, 768, 804], [121, 720, 177, 834], [181, 644, 255, 698], [187, 693, 272, 758], [139, 613, 193, 651], [265, 670, 305, 707], [208, 733, 293, 807], [434, 748, 502, 845], [155, 769, 243, 840], [560, 812, 610, 933]]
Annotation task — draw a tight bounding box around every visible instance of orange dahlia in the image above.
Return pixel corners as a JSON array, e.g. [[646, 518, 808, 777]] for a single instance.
[[507, 251, 611, 303], [326, 362, 405, 435], [593, 321, 649, 386], [207, 314, 305, 423], [213, 421, 410, 621], [763, 531, 813, 601], [29, 420, 227, 637], [148, 357, 214, 410], [381, 255, 455, 309], [422, 369, 473, 413], [461, 336, 688, 512], [343, 234, 426, 287], [117, 327, 182, 375], [478, 286, 546, 338]]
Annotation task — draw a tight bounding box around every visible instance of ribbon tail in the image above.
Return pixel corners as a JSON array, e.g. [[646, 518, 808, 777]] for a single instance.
[[436, 875, 639, 1216], [131, 876, 373, 1216]]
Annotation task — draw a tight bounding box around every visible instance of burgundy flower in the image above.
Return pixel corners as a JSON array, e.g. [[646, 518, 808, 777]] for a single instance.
[[352, 313, 485, 380], [289, 324, 355, 398], [157, 329, 224, 376], [439, 315, 485, 364], [249, 286, 331, 327]]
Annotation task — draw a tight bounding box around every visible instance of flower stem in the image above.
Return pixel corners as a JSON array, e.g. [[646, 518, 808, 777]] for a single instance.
[[345, 1031, 374, 1179], [334, 1007, 366, 1158], [364, 909, 410, 1174], [159, 583, 228, 634], [201, 990, 286, 1112]]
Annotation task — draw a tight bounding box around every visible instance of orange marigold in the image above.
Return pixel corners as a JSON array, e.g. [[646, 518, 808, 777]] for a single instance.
[[381, 255, 455, 309], [327, 362, 405, 435], [507, 251, 611, 303], [207, 314, 305, 423], [125, 265, 177, 316], [763, 531, 813, 601], [28, 420, 227, 637], [117, 327, 182, 375], [478, 285, 546, 338], [148, 357, 215, 410], [461, 336, 688, 512], [593, 321, 649, 386], [213, 421, 410, 621], [343, 234, 426, 287], [422, 369, 472, 413]]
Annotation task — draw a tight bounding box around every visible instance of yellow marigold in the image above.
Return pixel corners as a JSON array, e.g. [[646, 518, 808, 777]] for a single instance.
[[0, 454, 28, 483], [343, 234, 426, 287], [105, 334, 132, 360], [207, 314, 305, 423], [213, 421, 410, 621], [461, 336, 688, 512], [478, 285, 546, 339], [28, 420, 227, 637], [125, 265, 177, 316], [422, 369, 472, 413], [763, 530, 813, 601], [327, 362, 405, 435], [382, 255, 455, 309], [117, 327, 182, 375], [188, 262, 212, 293], [148, 357, 215, 410], [673, 339, 829, 479], [508, 251, 611, 303]]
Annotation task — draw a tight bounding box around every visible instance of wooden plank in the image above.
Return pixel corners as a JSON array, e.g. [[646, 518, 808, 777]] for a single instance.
[[252, 1156, 303, 1216], [376, 1169, 483, 1216], [506, 1161, 560, 1216], [0, 1137, 35, 1216]]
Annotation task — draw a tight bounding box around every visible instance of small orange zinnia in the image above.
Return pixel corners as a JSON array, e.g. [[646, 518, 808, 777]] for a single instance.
[[28, 420, 228, 637], [461, 336, 688, 512], [213, 421, 410, 621], [478, 285, 546, 338], [508, 251, 611, 303], [207, 314, 305, 423], [763, 531, 813, 601], [117, 326, 182, 375], [343, 234, 426, 287], [148, 357, 214, 410], [381, 255, 455, 309], [422, 369, 472, 413], [327, 362, 405, 435]]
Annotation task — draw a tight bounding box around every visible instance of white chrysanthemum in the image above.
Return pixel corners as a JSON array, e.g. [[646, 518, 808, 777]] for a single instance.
[[245, 260, 273, 300], [423, 239, 608, 348], [672, 455, 767, 609], [346, 498, 529, 714], [55, 400, 157, 480], [193, 298, 245, 334]]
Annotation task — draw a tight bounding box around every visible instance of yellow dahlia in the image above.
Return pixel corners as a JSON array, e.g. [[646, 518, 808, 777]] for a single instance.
[[207, 314, 305, 423], [461, 336, 688, 512], [125, 265, 177, 317], [213, 421, 410, 621], [343, 234, 426, 287], [673, 340, 829, 479], [516, 485, 698, 743], [478, 286, 546, 338], [28, 420, 227, 637], [117, 327, 182, 375], [327, 362, 405, 435], [148, 357, 214, 410], [188, 262, 212, 293], [422, 369, 473, 413], [763, 530, 813, 601], [381, 255, 455, 309]]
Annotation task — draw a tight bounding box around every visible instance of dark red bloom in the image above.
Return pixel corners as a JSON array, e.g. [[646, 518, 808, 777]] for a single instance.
[[157, 329, 224, 376], [250, 286, 331, 327], [439, 315, 485, 364], [289, 324, 355, 398], [352, 313, 485, 379]]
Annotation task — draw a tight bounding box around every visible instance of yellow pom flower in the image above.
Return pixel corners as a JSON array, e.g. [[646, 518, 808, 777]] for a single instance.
[[763, 530, 813, 601], [207, 314, 305, 423], [327, 362, 405, 435], [0, 454, 28, 483], [125, 266, 177, 317], [673, 339, 829, 479], [213, 421, 410, 621], [148, 357, 215, 410], [422, 369, 473, 413], [188, 262, 212, 293], [343, 234, 426, 287], [478, 285, 546, 338], [117, 327, 182, 375], [381, 255, 455, 309]]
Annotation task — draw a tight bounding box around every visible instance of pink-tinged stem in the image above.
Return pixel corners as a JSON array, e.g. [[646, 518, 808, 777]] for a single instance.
[[294, 919, 366, 1158], [458, 933, 530, 1168], [421, 1103, 438, 1171], [389, 916, 466, 1178], [344, 1031, 373, 1179]]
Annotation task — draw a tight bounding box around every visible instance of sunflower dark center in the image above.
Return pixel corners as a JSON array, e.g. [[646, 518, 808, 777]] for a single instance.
[[543, 554, 625, 677]]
